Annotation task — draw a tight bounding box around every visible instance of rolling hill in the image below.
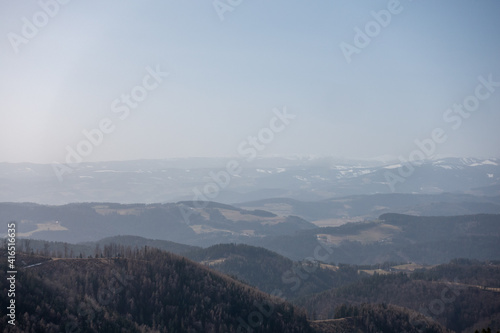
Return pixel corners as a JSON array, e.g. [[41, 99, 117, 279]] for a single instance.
[[0, 201, 315, 246], [184, 243, 359, 300], [297, 260, 500, 332], [236, 193, 500, 225], [249, 213, 500, 264], [0, 248, 315, 332]]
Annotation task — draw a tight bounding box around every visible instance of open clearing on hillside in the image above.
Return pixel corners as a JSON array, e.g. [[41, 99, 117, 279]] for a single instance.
[[18, 221, 68, 237], [93, 205, 141, 216], [316, 223, 402, 245], [312, 217, 361, 227]]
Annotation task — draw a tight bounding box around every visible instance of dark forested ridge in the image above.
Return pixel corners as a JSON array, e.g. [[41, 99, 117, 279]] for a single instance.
[[0, 248, 315, 332], [11, 235, 201, 259], [184, 243, 360, 300], [298, 261, 500, 332], [310, 303, 451, 333], [2, 237, 500, 332]]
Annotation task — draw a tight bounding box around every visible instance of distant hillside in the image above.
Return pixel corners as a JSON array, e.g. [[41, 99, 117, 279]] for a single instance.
[[250, 213, 500, 264], [0, 202, 195, 243], [411, 258, 500, 288], [236, 193, 500, 224], [91, 235, 200, 255], [0, 201, 315, 246], [14, 235, 200, 259], [184, 243, 360, 300], [12, 212, 497, 266]]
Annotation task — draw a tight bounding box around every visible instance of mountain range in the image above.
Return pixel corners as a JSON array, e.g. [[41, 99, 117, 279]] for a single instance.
[[1, 157, 498, 204], [2, 156, 500, 331], [2, 199, 499, 265]]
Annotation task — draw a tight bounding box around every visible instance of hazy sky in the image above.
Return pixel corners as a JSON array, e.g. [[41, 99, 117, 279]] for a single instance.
[[1, 0, 499, 164]]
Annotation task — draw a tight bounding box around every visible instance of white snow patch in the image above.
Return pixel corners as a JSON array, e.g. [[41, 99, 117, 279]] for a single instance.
[[339, 169, 353, 176], [467, 159, 498, 167], [384, 164, 402, 169], [355, 169, 374, 175]]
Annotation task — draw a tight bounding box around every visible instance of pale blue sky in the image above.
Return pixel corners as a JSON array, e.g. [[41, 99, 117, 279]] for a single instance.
[[1, 0, 499, 163]]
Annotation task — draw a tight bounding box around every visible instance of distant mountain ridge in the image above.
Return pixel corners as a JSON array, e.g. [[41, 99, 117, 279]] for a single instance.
[[1, 157, 498, 204], [2, 199, 499, 265], [298, 262, 500, 332], [235, 193, 500, 223], [0, 201, 315, 245]]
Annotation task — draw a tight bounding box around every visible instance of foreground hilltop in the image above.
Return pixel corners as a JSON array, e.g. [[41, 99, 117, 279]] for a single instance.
[[3, 241, 499, 331], [0, 249, 313, 332], [0, 247, 455, 333]]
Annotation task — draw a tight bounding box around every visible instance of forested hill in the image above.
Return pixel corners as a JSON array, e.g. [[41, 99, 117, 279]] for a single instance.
[[251, 213, 500, 264], [0, 248, 314, 332], [184, 243, 359, 300], [297, 261, 500, 332], [0, 245, 459, 333]]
